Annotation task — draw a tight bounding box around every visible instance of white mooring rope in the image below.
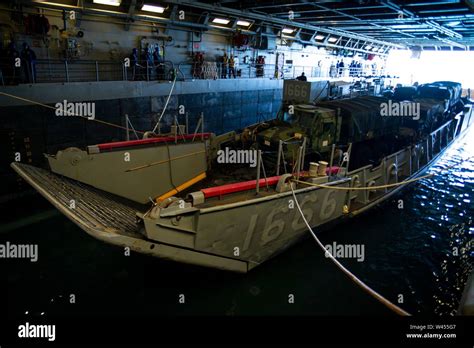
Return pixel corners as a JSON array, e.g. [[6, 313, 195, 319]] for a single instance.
[[290, 185, 411, 316], [152, 74, 177, 134]]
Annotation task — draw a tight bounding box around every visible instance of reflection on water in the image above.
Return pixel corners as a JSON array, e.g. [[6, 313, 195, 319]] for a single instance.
[[330, 126, 474, 315], [410, 128, 474, 315], [1, 128, 473, 317]]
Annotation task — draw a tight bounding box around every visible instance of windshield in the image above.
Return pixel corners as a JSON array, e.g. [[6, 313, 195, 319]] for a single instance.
[[283, 110, 314, 128]]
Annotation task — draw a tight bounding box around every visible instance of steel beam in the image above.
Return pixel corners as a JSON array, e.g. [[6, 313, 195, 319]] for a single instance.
[[300, 0, 416, 38], [161, 0, 405, 48]]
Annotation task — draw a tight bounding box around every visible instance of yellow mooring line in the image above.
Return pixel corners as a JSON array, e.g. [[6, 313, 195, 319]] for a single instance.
[[292, 173, 435, 191], [292, 155, 473, 191], [0, 91, 146, 134]]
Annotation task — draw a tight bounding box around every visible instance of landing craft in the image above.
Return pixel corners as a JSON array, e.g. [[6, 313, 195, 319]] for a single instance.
[[11, 80, 474, 272]]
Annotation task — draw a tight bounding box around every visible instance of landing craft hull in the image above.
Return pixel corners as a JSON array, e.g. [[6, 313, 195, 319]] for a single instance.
[[46, 134, 210, 204], [10, 106, 473, 272]]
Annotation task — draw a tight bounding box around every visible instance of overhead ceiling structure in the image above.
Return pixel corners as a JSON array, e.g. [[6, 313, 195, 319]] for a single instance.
[[22, 0, 474, 52], [200, 0, 474, 50]]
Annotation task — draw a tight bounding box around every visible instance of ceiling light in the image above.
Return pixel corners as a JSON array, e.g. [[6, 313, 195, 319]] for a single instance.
[[141, 4, 165, 13], [93, 0, 121, 6], [378, 48, 385, 52], [446, 21, 461, 27], [236, 20, 251, 27], [365, 45, 372, 50], [282, 28, 294, 34], [212, 18, 230, 25], [314, 35, 325, 40], [371, 47, 378, 51], [328, 37, 338, 43], [32, 1, 78, 7]]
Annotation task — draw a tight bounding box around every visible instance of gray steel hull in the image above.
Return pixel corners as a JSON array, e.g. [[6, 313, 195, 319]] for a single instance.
[[10, 106, 473, 272]]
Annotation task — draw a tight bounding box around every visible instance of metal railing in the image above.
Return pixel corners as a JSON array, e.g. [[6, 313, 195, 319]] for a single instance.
[[0, 58, 378, 85]]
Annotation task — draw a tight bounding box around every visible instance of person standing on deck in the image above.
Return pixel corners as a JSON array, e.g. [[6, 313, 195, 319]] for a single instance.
[[130, 48, 140, 80], [153, 47, 164, 80], [329, 61, 336, 78], [296, 72, 307, 81], [221, 53, 228, 79], [5, 42, 20, 85], [229, 54, 236, 78], [20, 43, 36, 83], [338, 60, 344, 77]]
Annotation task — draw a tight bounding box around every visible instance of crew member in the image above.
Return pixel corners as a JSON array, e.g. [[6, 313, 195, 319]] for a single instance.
[[153, 47, 164, 80], [130, 48, 140, 80], [338, 60, 344, 77], [296, 72, 307, 81], [228, 54, 236, 78], [221, 53, 228, 79], [20, 43, 36, 83]]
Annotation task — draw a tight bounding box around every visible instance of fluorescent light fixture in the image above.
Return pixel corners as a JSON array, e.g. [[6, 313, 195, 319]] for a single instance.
[[446, 21, 461, 27], [365, 45, 372, 50], [236, 20, 251, 27], [93, 0, 121, 6], [378, 48, 385, 52], [328, 37, 338, 42], [314, 35, 325, 40], [371, 47, 378, 51], [282, 28, 294, 34], [212, 18, 230, 25], [140, 14, 167, 20], [33, 1, 77, 8], [141, 4, 165, 13]]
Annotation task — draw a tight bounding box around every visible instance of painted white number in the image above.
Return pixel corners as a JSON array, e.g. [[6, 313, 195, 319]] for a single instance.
[[320, 190, 336, 220], [291, 193, 317, 230], [286, 84, 308, 99], [294, 84, 300, 97], [261, 207, 286, 245], [242, 214, 258, 252], [300, 86, 308, 99]]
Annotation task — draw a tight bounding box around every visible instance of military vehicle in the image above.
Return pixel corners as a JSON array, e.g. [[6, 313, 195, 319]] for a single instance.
[[240, 80, 462, 171]]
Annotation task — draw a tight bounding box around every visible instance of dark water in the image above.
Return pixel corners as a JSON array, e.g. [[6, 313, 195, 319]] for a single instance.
[[1, 128, 473, 318]]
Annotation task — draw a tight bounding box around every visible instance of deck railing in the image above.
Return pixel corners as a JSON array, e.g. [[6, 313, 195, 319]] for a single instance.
[[0, 58, 374, 86]]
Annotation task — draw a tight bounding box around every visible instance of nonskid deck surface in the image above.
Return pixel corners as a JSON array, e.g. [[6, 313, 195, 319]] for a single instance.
[[11, 163, 147, 238]]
